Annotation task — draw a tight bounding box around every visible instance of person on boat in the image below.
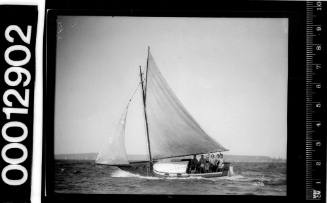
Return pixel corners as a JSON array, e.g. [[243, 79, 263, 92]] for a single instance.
[[189, 155, 198, 173], [217, 153, 224, 172], [204, 154, 210, 173], [220, 153, 224, 163], [209, 153, 216, 172], [212, 153, 219, 172], [198, 154, 206, 173]]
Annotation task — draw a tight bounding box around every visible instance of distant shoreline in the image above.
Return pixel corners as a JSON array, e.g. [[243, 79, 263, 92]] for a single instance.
[[55, 153, 286, 163]]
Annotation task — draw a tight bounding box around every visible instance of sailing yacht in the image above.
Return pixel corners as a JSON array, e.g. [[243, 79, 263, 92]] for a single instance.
[[96, 47, 233, 178]]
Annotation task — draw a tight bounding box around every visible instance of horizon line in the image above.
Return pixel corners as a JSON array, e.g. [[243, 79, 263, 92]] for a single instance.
[[54, 152, 286, 159]]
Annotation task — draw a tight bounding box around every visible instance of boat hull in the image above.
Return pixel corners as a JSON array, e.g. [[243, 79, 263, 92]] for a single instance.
[[153, 169, 224, 178], [152, 162, 231, 178], [118, 161, 232, 178]]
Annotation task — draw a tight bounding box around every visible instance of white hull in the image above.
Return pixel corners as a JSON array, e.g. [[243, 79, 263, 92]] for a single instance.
[[152, 161, 232, 178], [153, 169, 225, 178]]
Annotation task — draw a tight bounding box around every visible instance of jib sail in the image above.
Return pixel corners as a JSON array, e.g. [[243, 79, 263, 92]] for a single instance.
[[95, 104, 130, 165]]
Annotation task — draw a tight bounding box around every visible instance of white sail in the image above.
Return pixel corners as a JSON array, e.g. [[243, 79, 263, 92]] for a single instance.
[[124, 84, 148, 159], [96, 48, 227, 165], [95, 104, 130, 165], [145, 51, 228, 160], [96, 84, 148, 165]]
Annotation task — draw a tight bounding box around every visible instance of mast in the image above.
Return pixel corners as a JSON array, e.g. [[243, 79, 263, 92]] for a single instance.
[[144, 46, 150, 98], [139, 46, 152, 169]]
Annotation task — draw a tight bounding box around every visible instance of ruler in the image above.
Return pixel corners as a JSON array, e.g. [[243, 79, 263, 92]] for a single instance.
[[305, 1, 326, 201]]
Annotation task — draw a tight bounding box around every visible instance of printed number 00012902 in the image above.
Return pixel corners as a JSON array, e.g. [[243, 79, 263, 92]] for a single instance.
[[1, 25, 32, 186]]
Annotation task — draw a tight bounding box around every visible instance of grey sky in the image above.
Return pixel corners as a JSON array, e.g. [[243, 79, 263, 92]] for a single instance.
[[55, 16, 288, 159]]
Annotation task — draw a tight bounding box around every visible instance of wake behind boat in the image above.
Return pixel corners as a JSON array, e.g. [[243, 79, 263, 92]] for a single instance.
[[95, 47, 233, 178]]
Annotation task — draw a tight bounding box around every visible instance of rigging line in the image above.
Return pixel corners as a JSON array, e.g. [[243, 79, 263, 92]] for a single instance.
[[126, 81, 142, 108]]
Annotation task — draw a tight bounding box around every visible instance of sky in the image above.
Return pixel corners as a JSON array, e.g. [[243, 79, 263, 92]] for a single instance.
[[55, 16, 288, 159]]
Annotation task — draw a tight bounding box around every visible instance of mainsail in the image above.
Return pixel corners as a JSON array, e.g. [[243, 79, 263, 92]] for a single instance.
[[145, 50, 228, 160]]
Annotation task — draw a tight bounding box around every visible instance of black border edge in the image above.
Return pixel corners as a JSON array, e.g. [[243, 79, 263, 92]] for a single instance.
[[44, 2, 310, 202]]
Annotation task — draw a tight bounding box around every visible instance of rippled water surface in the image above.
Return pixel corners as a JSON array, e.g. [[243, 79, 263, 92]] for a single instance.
[[55, 160, 286, 195]]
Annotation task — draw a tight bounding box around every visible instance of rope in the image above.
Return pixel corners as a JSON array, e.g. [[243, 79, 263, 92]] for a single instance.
[[126, 81, 142, 108]]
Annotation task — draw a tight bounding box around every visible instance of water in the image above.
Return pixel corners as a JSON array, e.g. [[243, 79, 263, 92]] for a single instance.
[[55, 160, 286, 195]]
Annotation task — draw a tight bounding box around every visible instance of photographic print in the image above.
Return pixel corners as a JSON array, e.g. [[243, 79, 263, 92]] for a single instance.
[[54, 16, 288, 195]]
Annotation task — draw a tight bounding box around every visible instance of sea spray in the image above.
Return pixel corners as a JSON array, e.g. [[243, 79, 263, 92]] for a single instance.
[[111, 168, 160, 180]]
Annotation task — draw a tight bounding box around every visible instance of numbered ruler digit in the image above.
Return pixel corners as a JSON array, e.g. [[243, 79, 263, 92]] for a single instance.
[[305, 1, 326, 201]]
